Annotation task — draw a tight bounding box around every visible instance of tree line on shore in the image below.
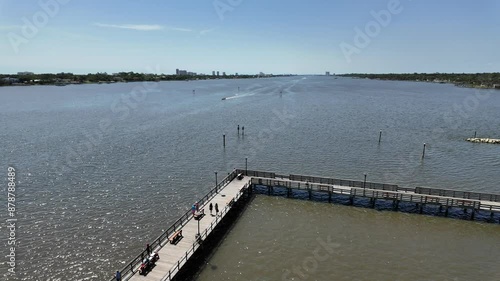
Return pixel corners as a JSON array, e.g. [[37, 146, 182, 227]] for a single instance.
[[340, 73, 500, 89], [0, 72, 289, 86]]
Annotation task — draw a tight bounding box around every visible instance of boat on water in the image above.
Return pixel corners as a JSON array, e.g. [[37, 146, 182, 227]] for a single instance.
[[221, 97, 227, 100]]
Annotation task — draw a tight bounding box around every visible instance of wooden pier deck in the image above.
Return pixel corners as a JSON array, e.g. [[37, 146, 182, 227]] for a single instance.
[[247, 170, 500, 220], [112, 171, 251, 281], [111, 169, 500, 281]]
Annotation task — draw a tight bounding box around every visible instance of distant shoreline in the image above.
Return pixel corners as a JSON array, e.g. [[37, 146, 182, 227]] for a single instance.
[[339, 73, 500, 90], [0, 72, 294, 87]]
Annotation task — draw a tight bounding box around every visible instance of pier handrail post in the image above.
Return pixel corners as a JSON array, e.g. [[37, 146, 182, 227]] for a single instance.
[[215, 171, 218, 192], [363, 173, 367, 189], [245, 157, 248, 175]]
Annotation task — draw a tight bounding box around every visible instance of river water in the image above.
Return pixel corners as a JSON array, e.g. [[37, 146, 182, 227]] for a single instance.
[[0, 76, 499, 280]]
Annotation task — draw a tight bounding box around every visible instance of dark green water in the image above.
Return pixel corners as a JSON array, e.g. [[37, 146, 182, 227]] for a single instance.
[[196, 196, 500, 281]]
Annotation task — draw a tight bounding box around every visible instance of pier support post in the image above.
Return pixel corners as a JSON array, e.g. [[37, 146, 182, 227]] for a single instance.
[[349, 196, 354, 206], [445, 206, 449, 217], [378, 130, 382, 143], [422, 143, 426, 159], [474, 131, 477, 138], [287, 188, 291, 198], [419, 203, 424, 214], [328, 191, 332, 203], [309, 189, 312, 200], [470, 210, 476, 221], [370, 198, 376, 208], [393, 200, 399, 211], [223, 134, 226, 147]]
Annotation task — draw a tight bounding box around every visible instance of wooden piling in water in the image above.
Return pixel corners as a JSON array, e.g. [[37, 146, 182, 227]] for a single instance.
[[223, 134, 226, 147], [378, 130, 382, 143], [422, 143, 426, 159]]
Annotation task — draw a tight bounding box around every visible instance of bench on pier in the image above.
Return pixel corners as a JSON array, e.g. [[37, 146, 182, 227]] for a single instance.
[[194, 209, 205, 220], [169, 230, 183, 245]]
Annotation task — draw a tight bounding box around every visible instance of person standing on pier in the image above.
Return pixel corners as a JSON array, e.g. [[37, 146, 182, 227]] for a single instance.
[[116, 271, 121, 281], [209, 203, 213, 215], [215, 203, 219, 216], [146, 243, 151, 255]]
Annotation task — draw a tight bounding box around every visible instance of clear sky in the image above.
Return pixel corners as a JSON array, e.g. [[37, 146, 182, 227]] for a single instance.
[[0, 0, 499, 75]]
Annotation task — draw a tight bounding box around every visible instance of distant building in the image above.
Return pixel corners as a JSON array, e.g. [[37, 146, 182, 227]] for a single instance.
[[176, 69, 189, 75], [235, 73, 239, 76], [222, 72, 226, 76], [325, 71, 330, 76], [2, 77, 20, 83], [212, 71, 216, 76], [217, 71, 220, 76], [259, 72, 265, 76], [18, 71, 34, 76]]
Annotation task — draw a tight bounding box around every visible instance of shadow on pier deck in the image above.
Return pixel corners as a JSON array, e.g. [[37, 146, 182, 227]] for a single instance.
[[110, 169, 500, 281]]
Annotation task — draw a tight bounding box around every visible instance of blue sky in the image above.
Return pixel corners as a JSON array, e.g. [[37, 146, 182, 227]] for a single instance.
[[0, 0, 499, 74]]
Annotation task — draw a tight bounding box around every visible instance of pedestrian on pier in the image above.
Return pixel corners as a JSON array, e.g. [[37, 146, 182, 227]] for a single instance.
[[215, 203, 219, 216], [209, 203, 213, 215], [146, 243, 151, 255], [116, 271, 121, 281]]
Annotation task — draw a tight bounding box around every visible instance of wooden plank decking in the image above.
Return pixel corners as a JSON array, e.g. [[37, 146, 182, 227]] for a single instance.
[[126, 176, 251, 281], [112, 169, 500, 281]]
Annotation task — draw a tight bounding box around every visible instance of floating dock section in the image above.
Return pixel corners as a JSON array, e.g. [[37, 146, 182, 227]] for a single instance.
[[110, 169, 500, 281]]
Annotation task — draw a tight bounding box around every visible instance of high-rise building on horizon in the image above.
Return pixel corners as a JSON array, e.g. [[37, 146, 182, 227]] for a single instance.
[[326, 71, 330, 76], [217, 71, 220, 76], [212, 71, 216, 76]]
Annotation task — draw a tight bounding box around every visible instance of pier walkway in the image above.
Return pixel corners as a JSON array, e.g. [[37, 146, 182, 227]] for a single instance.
[[111, 169, 500, 281], [112, 171, 250, 281], [128, 175, 250, 281]]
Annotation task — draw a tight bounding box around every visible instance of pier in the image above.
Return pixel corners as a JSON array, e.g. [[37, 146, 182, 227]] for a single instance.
[[110, 169, 500, 281]]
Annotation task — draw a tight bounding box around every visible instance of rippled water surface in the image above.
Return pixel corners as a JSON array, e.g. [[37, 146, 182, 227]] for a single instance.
[[0, 77, 499, 280], [196, 196, 500, 281]]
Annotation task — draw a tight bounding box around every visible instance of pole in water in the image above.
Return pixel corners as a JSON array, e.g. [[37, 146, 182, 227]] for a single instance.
[[237, 125, 240, 135], [242, 126, 245, 135], [474, 131, 477, 138], [422, 143, 426, 159], [193, 89, 195, 94], [223, 134, 226, 147], [378, 130, 382, 143], [238, 86, 240, 92]]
